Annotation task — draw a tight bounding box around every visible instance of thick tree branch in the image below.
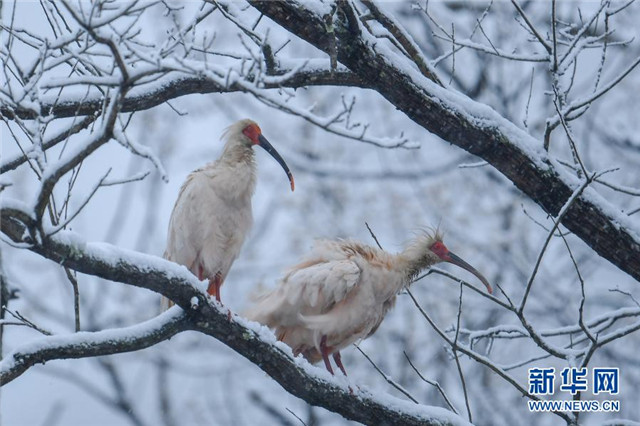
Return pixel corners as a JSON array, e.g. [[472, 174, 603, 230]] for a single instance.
[[249, 0, 640, 283], [0, 69, 365, 121], [0, 207, 468, 426], [361, 0, 443, 86]]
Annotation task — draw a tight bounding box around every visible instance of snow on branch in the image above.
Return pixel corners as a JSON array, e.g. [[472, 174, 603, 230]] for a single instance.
[[0, 308, 189, 385], [360, 0, 443, 86], [0, 69, 365, 121], [461, 306, 640, 344], [0, 115, 98, 174], [249, 0, 640, 283], [0, 206, 469, 426], [33, 88, 125, 219]]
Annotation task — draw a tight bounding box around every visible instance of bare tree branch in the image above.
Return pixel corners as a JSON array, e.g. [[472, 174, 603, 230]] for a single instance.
[[0, 308, 188, 384], [0, 70, 365, 121], [361, 0, 443, 86], [404, 288, 574, 425], [249, 0, 640, 283], [0, 207, 469, 426], [0, 114, 97, 174], [355, 345, 419, 404]]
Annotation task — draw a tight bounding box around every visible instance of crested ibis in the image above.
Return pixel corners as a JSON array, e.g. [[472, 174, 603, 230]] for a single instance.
[[163, 119, 294, 307], [246, 231, 491, 375]]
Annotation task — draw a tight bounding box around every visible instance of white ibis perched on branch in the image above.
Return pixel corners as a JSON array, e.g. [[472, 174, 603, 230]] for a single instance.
[[246, 231, 491, 375], [163, 119, 294, 306]]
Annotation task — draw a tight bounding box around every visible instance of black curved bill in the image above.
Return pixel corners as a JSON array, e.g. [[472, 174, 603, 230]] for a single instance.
[[447, 251, 493, 294], [258, 134, 295, 191]]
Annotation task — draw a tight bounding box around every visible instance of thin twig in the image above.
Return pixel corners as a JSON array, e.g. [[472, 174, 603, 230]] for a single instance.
[[404, 288, 574, 424], [609, 288, 640, 308], [285, 408, 308, 426], [523, 67, 534, 129], [519, 174, 596, 313], [510, 0, 552, 53], [551, 86, 588, 178], [355, 345, 419, 404], [0, 115, 97, 174], [63, 267, 81, 332], [365, 222, 383, 249], [361, 0, 442, 86], [4, 309, 52, 335], [551, 0, 558, 71], [402, 351, 459, 414], [453, 284, 472, 422]]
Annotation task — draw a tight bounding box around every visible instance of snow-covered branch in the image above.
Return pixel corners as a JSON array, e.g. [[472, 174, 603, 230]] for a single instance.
[[3, 1, 640, 423], [0, 69, 364, 121], [0, 206, 469, 426], [404, 288, 574, 425], [0, 308, 189, 384], [249, 0, 640, 283]]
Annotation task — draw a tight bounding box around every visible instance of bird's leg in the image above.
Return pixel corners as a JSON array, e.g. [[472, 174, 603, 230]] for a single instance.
[[333, 352, 348, 376], [320, 335, 334, 375], [331, 347, 353, 394], [197, 264, 204, 281], [206, 271, 232, 320], [206, 272, 223, 303]]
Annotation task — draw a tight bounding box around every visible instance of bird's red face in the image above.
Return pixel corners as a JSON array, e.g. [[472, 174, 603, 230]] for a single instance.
[[241, 122, 295, 192], [429, 240, 493, 294], [430, 241, 449, 260], [242, 123, 262, 145]]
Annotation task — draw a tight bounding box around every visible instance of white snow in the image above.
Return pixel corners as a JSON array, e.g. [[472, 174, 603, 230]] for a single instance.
[[190, 296, 199, 309], [298, 0, 333, 17], [356, 14, 640, 247], [49, 229, 207, 293], [0, 307, 184, 375], [0, 197, 35, 217], [356, 386, 473, 426], [235, 315, 472, 425]]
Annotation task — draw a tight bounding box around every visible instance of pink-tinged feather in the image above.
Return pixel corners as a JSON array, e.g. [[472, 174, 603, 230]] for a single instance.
[[246, 233, 492, 375]]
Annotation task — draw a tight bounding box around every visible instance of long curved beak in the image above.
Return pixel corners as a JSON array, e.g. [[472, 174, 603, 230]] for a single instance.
[[258, 134, 295, 191], [446, 251, 493, 294]]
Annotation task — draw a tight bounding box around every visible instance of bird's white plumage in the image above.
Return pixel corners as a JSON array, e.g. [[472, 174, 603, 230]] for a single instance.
[[247, 232, 490, 374], [284, 260, 360, 307], [247, 239, 410, 363], [163, 120, 259, 306], [164, 163, 254, 281]]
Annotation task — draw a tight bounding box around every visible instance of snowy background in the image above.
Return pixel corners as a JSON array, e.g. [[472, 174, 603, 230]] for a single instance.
[[2, 1, 640, 425]]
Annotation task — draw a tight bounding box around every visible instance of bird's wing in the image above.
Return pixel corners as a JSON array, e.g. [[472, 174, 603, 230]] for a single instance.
[[245, 258, 361, 327], [163, 170, 206, 269], [284, 259, 361, 311]]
